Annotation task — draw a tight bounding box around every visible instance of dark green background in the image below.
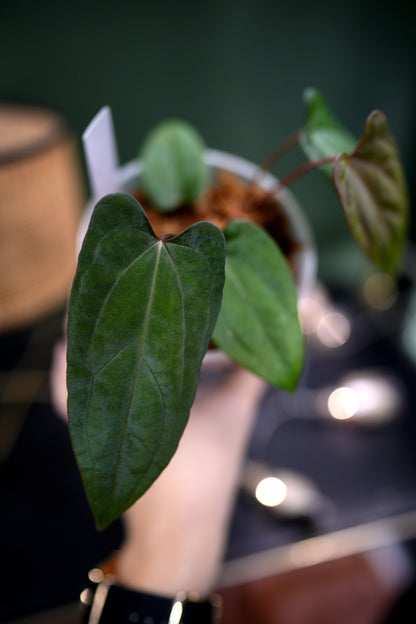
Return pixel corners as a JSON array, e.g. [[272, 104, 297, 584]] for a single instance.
[[1, 0, 415, 279]]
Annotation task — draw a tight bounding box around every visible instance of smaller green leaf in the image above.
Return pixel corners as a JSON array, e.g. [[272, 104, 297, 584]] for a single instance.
[[140, 119, 209, 212], [212, 220, 304, 391], [301, 88, 356, 177], [333, 110, 409, 274]]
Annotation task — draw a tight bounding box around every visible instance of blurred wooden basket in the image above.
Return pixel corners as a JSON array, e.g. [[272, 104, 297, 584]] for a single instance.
[[0, 103, 84, 332]]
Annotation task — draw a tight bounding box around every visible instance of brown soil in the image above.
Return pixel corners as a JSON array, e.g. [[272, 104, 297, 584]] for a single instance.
[[132, 171, 300, 263]]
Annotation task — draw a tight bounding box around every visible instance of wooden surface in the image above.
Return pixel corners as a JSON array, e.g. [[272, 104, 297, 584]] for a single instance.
[[219, 552, 406, 624]]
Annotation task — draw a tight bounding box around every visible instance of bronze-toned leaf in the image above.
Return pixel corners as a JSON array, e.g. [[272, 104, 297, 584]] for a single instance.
[[333, 110, 409, 273]]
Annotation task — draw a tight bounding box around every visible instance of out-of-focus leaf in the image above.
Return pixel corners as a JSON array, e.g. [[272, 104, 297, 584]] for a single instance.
[[212, 220, 304, 391], [67, 193, 225, 529], [140, 119, 209, 212], [301, 88, 356, 177], [333, 110, 409, 273]]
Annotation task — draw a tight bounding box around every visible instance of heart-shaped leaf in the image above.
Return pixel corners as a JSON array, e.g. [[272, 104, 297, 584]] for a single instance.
[[301, 88, 356, 177], [67, 193, 225, 529], [333, 110, 409, 273], [212, 220, 304, 391], [140, 119, 209, 212]]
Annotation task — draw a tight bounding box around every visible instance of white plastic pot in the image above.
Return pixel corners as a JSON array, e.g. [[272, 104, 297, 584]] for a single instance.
[[79, 149, 317, 375], [80, 148, 317, 298]]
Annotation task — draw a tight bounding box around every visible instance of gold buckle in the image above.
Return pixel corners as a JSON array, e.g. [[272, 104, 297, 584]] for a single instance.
[[168, 590, 187, 624], [84, 568, 115, 624], [168, 590, 222, 624]]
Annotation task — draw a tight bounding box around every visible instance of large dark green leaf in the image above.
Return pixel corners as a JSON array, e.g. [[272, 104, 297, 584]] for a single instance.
[[333, 110, 409, 273], [140, 119, 209, 212], [212, 221, 304, 391], [67, 193, 225, 529], [301, 88, 356, 177]]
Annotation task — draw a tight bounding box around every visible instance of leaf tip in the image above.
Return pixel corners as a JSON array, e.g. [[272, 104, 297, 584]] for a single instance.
[[302, 86, 319, 104], [90, 498, 123, 532]]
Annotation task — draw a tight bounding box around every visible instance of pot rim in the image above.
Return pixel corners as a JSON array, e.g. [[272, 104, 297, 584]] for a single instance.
[[80, 148, 317, 298]]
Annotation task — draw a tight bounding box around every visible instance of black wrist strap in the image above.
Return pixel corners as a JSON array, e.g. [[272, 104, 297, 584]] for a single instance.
[[80, 569, 222, 624]]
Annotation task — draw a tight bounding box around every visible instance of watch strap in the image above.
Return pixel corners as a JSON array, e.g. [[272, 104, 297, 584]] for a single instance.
[[80, 569, 221, 624]]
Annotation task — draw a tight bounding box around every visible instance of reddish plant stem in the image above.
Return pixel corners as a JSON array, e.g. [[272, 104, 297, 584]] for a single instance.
[[260, 130, 302, 172], [271, 155, 336, 195], [254, 130, 303, 184]]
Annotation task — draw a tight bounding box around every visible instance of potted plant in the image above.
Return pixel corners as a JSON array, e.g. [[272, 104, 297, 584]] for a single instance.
[[66, 88, 408, 530]]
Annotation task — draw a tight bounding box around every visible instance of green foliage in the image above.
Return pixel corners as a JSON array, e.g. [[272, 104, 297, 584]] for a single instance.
[[212, 221, 304, 391], [67, 92, 409, 528], [67, 193, 225, 528], [301, 87, 356, 177], [300, 88, 408, 273], [140, 119, 209, 212]]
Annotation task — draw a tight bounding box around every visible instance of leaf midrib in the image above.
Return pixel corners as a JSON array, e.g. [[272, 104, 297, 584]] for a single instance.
[[83, 237, 160, 483], [107, 241, 164, 508], [86, 237, 160, 370], [88, 240, 164, 519]]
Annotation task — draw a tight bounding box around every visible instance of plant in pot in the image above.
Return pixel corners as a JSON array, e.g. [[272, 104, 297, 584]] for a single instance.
[[67, 88, 409, 530]]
